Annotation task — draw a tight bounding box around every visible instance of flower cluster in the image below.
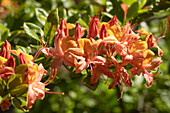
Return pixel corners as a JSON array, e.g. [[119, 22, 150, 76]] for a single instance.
[[42, 15, 163, 93], [0, 15, 164, 111], [0, 40, 48, 111]]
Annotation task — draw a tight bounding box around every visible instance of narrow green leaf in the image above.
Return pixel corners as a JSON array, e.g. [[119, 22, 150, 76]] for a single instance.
[[78, 18, 88, 28], [35, 8, 48, 25]]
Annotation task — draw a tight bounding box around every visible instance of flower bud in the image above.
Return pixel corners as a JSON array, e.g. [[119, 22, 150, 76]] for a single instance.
[[5, 56, 15, 68], [0, 40, 11, 59], [99, 24, 107, 39], [87, 16, 100, 39], [75, 22, 81, 40]]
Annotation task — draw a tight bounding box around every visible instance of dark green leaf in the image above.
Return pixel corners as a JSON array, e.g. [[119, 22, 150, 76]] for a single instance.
[[110, 1, 124, 23], [47, 8, 59, 25], [13, 98, 29, 112], [15, 64, 28, 75], [127, 2, 139, 19], [8, 30, 25, 42], [10, 84, 28, 97], [1, 30, 9, 41], [11, 53, 20, 68], [83, 75, 99, 91], [0, 78, 7, 96]]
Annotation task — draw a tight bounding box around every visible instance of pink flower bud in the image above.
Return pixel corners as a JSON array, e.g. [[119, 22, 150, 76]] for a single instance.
[[0, 40, 11, 59], [75, 22, 81, 40], [5, 56, 15, 68], [99, 24, 107, 39], [19, 53, 28, 64], [108, 15, 119, 27], [87, 16, 100, 39], [59, 18, 68, 36]]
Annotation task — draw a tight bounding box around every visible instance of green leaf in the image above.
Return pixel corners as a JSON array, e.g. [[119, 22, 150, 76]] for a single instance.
[[15, 64, 28, 75], [44, 22, 57, 45], [78, 18, 88, 28], [10, 84, 28, 97], [23, 23, 41, 42], [83, 75, 99, 91], [0, 93, 10, 104], [13, 98, 29, 112], [0, 23, 8, 34], [126, 2, 139, 19], [34, 57, 45, 62], [30, 44, 42, 49], [0, 78, 7, 96], [11, 53, 19, 68], [7, 73, 26, 91], [35, 8, 48, 25], [8, 30, 25, 42], [121, 0, 137, 6], [1, 30, 9, 41], [110, 1, 124, 23], [101, 12, 122, 25], [139, 0, 147, 9], [16, 45, 31, 54], [47, 8, 59, 25], [24, 22, 44, 37]]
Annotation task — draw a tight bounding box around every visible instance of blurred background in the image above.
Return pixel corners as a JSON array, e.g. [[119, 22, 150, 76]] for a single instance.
[[0, 0, 170, 113]]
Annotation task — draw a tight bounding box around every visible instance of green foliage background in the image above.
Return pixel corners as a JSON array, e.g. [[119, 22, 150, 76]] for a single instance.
[[0, 0, 170, 113]]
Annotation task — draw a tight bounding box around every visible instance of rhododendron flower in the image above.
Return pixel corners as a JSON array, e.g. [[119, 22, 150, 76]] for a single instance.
[[66, 38, 105, 73], [26, 63, 47, 109], [0, 98, 11, 111]]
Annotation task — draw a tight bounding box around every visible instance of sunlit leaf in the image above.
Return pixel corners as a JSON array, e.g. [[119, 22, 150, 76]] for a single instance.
[[23, 23, 41, 42], [35, 8, 48, 25]]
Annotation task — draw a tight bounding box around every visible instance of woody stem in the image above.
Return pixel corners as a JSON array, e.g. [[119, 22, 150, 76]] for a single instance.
[[116, 85, 125, 113]]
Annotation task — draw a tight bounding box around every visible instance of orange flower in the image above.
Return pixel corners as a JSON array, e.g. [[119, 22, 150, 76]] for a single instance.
[[26, 63, 46, 109]]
